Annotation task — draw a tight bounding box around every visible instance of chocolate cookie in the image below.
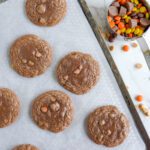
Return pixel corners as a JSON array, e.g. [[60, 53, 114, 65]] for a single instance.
[[12, 144, 39, 150], [0, 88, 20, 128], [32, 90, 73, 133], [26, 0, 67, 26], [10, 34, 52, 77], [56, 52, 100, 95], [87, 105, 130, 147]]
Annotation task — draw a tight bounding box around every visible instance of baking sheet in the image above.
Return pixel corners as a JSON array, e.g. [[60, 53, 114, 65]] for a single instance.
[[0, 0, 145, 149]]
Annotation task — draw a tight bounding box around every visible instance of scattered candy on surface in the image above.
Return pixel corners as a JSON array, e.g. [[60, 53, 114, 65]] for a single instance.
[[131, 42, 138, 48], [109, 45, 115, 51], [122, 45, 129, 51], [135, 63, 143, 69], [136, 95, 143, 102], [139, 104, 150, 117]]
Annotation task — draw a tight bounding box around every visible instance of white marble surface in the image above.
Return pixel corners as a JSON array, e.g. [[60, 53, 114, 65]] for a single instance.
[[86, 0, 150, 137]]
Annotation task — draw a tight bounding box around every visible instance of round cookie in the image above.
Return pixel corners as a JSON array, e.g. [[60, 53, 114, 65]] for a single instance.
[[56, 52, 100, 95], [32, 90, 73, 133], [0, 88, 20, 128], [87, 105, 130, 147], [26, 0, 67, 26], [10, 34, 52, 78], [13, 144, 39, 150]]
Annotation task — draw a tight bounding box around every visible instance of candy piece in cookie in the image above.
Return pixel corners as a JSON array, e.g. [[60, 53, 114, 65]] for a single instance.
[[87, 105, 130, 147], [56, 52, 100, 95], [10, 34, 52, 78], [32, 90, 74, 133], [26, 0, 67, 26]]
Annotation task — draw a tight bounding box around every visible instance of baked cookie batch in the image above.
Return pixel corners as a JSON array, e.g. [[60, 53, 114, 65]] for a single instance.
[[1, 0, 130, 149]]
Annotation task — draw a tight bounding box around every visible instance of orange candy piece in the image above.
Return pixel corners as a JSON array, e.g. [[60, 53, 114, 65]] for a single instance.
[[128, 33, 133, 38], [107, 16, 112, 23], [110, 21, 115, 28], [137, 3, 142, 8], [136, 95, 143, 102], [122, 45, 129, 52], [120, 0, 127, 5], [118, 22, 125, 29], [115, 20, 120, 24], [114, 16, 121, 21]]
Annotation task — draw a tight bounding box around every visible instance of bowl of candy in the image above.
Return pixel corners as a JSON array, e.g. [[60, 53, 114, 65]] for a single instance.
[[106, 0, 150, 42]]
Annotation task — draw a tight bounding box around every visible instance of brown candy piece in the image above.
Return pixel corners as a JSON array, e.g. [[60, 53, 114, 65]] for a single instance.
[[108, 33, 117, 42], [125, 2, 134, 12], [119, 6, 127, 16], [138, 13, 144, 18], [140, 18, 150, 27], [111, 1, 120, 7], [109, 6, 118, 17], [129, 19, 138, 28], [112, 26, 118, 32]]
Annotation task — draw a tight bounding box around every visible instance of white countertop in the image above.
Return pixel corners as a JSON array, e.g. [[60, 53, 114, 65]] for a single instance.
[[86, 0, 150, 137]]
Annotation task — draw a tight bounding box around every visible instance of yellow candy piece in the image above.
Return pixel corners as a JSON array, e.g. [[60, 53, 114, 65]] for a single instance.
[[131, 28, 135, 33], [131, 0, 134, 2], [134, 0, 139, 5], [126, 28, 132, 34], [146, 13, 150, 19], [136, 9, 140, 13], [121, 28, 126, 33], [134, 28, 140, 35], [125, 18, 129, 23], [138, 30, 144, 36], [140, 7, 147, 13], [133, 7, 137, 12], [123, 15, 128, 19]]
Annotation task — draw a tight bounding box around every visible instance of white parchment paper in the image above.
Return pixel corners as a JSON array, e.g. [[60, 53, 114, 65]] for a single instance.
[[0, 0, 145, 149]]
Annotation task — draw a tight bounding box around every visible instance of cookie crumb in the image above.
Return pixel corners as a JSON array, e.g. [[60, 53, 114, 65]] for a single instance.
[[135, 63, 143, 69], [131, 43, 138, 48], [109, 45, 114, 51], [139, 104, 150, 117]]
